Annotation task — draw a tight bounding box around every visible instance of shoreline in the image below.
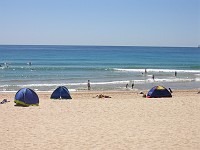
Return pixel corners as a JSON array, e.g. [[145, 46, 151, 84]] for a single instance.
[[1, 80, 200, 92], [0, 88, 199, 93]]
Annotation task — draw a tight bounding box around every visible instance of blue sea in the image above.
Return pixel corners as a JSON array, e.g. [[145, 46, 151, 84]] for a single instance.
[[0, 45, 200, 92]]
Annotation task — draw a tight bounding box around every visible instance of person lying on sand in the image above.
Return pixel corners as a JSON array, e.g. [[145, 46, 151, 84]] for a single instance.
[[93, 94, 111, 98], [0, 99, 10, 104], [142, 94, 146, 98]]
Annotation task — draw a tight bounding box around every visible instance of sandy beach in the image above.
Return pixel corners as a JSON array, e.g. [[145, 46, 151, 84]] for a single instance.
[[0, 90, 200, 150]]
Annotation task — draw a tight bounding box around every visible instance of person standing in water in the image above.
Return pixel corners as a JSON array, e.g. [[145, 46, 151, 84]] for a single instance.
[[132, 81, 134, 89], [152, 74, 155, 80], [126, 83, 128, 89], [87, 80, 91, 90], [175, 71, 177, 77], [28, 62, 32, 66], [145, 69, 147, 74]]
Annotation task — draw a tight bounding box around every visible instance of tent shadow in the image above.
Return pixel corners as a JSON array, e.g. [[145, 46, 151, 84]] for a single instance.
[[14, 104, 29, 107]]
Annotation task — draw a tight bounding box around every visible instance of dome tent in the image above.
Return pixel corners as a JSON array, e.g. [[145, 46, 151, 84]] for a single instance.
[[147, 85, 172, 98], [51, 86, 72, 99], [14, 88, 39, 106]]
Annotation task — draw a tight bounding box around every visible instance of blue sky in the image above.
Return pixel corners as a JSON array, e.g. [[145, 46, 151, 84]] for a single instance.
[[0, 0, 199, 46]]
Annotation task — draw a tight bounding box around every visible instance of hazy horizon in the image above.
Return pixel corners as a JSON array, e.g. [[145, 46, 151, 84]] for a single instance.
[[0, 44, 199, 48]]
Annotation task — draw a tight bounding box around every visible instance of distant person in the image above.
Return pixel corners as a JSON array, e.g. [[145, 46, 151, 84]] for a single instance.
[[87, 80, 91, 90], [93, 94, 111, 98], [142, 93, 146, 98], [126, 83, 128, 89], [175, 71, 177, 77], [4, 62, 9, 68], [131, 81, 134, 89], [28, 62, 32, 66], [152, 74, 155, 80], [145, 69, 147, 74], [0, 99, 10, 104]]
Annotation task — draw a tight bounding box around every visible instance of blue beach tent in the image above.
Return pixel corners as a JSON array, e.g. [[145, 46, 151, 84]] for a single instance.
[[51, 86, 72, 99], [14, 88, 39, 106], [147, 85, 172, 98]]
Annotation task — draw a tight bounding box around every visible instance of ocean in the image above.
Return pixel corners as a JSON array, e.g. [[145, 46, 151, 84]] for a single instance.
[[0, 45, 200, 92]]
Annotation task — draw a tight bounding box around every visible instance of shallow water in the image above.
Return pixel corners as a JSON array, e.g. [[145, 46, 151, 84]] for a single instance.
[[0, 45, 200, 91]]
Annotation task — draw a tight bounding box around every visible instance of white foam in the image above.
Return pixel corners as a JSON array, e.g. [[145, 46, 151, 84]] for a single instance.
[[195, 78, 200, 81], [114, 68, 200, 73], [153, 78, 194, 82], [114, 68, 146, 72]]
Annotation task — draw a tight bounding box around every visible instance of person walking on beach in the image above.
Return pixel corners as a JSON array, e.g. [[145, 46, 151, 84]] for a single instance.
[[87, 80, 91, 90]]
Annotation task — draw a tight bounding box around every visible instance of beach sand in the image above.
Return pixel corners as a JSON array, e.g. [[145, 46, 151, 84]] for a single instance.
[[0, 90, 200, 150]]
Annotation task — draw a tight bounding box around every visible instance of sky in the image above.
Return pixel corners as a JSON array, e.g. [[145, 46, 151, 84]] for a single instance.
[[0, 0, 199, 47]]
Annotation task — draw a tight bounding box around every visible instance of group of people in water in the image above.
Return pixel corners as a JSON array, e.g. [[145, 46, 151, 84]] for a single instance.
[[1, 65, 178, 92], [126, 81, 134, 89], [87, 69, 179, 91], [125, 69, 178, 89]]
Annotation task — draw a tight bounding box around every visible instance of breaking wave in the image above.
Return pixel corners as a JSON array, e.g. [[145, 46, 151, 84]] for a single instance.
[[114, 68, 200, 73]]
